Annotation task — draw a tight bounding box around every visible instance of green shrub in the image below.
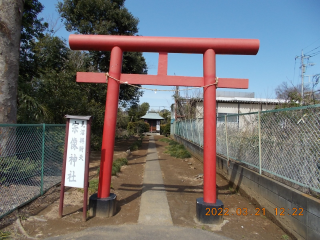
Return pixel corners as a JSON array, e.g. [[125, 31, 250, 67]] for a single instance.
[[127, 121, 150, 136], [0, 156, 40, 184], [142, 121, 150, 132], [127, 122, 135, 135], [129, 139, 142, 151], [130, 144, 138, 151], [160, 123, 171, 136]]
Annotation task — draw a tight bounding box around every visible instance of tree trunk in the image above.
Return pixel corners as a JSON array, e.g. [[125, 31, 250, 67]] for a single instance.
[[0, 0, 24, 124]]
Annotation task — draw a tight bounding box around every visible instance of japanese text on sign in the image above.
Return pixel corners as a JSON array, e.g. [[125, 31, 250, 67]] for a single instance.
[[65, 119, 87, 188]]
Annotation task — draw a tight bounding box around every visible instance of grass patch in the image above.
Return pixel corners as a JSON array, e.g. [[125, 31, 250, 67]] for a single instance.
[[0, 230, 11, 240], [88, 157, 128, 194], [112, 158, 128, 175], [282, 235, 289, 240], [159, 138, 172, 143], [88, 178, 99, 195], [83, 178, 113, 195], [96, 157, 128, 176], [159, 137, 191, 159]]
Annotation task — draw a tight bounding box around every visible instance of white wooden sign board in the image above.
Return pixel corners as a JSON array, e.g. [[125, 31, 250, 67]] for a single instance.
[[156, 120, 160, 131], [65, 118, 87, 188]]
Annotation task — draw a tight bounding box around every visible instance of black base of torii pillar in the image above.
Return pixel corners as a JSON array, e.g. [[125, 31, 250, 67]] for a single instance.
[[89, 193, 117, 217], [196, 198, 224, 224]]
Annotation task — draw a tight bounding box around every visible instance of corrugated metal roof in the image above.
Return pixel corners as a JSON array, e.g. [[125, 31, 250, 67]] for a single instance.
[[216, 97, 287, 104], [140, 112, 164, 120]]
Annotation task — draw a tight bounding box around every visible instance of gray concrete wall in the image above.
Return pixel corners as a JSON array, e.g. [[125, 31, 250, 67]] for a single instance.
[[173, 135, 320, 240]]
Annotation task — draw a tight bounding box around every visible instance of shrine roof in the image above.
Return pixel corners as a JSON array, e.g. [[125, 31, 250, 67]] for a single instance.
[[141, 112, 164, 120]]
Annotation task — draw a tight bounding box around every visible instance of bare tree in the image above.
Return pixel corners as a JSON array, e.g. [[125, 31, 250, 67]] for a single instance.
[[0, 0, 24, 123], [275, 81, 319, 106], [45, 13, 63, 35], [275, 82, 303, 100]]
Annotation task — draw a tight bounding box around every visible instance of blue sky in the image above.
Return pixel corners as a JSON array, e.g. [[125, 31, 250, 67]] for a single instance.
[[39, 0, 320, 111]]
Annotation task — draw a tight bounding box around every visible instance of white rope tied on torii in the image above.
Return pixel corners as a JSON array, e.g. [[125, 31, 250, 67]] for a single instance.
[[105, 72, 218, 92]]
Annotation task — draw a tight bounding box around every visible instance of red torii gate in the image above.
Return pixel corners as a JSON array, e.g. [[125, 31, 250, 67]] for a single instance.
[[69, 35, 259, 223]]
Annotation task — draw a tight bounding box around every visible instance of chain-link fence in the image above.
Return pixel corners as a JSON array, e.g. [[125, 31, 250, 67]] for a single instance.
[[172, 104, 320, 193], [0, 124, 65, 219]]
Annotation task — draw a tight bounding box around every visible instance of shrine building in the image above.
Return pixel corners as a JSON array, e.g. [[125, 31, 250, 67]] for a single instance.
[[141, 112, 164, 133]]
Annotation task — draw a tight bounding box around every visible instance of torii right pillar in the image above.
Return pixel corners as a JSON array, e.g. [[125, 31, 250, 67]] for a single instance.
[[196, 48, 222, 223]]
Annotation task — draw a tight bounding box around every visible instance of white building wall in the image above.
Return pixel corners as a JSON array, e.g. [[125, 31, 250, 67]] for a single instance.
[[195, 102, 277, 119], [217, 103, 238, 114], [262, 104, 275, 111]]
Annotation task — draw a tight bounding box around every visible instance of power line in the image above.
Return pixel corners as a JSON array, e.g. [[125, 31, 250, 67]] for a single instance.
[[304, 45, 320, 55], [302, 37, 320, 51], [309, 50, 320, 57]]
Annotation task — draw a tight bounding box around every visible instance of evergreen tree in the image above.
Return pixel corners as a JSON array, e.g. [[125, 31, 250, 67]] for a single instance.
[[58, 0, 147, 108]]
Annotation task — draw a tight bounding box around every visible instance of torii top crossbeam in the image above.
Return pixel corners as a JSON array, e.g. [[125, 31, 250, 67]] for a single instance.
[[69, 34, 259, 207], [70, 35, 259, 89], [70, 35, 259, 55]]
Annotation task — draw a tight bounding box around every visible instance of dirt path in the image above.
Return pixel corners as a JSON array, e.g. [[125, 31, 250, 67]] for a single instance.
[[1, 135, 293, 240], [154, 135, 292, 240]]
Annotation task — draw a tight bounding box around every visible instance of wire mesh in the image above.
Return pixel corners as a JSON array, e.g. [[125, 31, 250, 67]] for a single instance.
[[171, 104, 320, 193], [226, 113, 260, 168], [174, 119, 203, 147], [260, 106, 320, 192], [0, 124, 65, 219]]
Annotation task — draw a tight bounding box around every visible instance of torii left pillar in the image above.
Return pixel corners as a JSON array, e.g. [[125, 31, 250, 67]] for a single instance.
[[69, 35, 259, 223], [87, 46, 122, 217]]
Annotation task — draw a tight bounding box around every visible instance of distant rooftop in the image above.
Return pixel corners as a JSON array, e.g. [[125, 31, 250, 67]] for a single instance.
[[178, 92, 286, 104], [216, 97, 286, 104], [140, 112, 164, 120]]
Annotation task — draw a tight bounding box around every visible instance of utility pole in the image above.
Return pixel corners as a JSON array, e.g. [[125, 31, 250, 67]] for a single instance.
[[175, 86, 179, 121], [301, 50, 305, 104], [298, 50, 314, 105]]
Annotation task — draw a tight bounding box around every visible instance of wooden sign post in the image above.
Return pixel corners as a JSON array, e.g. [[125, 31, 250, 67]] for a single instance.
[[59, 115, 92, 222]]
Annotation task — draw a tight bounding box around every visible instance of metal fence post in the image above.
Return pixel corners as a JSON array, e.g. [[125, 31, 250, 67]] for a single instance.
[[40, 123, 45, 195], [258, 111, 262, 175], [197, 119, 201, 146], [190, 119, 194, 143], [176, 121, 178, 135], [186, 120, 189, 140], [225, 116, 229, 161]]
